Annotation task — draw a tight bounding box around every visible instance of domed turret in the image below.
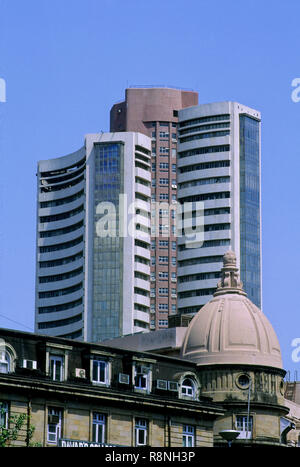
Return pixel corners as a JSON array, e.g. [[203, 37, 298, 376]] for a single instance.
[[181, 251, 282, 369]]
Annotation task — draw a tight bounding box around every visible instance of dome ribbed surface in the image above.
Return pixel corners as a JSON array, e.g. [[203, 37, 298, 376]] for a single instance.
[[180, 251, 283, 369]]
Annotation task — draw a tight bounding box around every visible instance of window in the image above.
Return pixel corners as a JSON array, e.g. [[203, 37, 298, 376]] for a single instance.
[[178, 144, 230, 160], [159, 147, 169, 154], [171, 257, 176, 266], [236, 374, 251, 389], [159, 256, 168, 263], [159, 178, 169, 185], [159, 162, 169, 170], [134, 364, 151, 392], [92, 359, 109, 385], [159, 240, 169, 247], [178, 176, 230, 190], [38, 313, 82, 329], [135, 418, 148, 446], [179, 130, 230, 144], [92, 413, 106, 443], [158, 303, 168, 311], [183, 425, 195, 447], [236, 415, 253, 439], [47, 407, 62, 445], [0, 402, 8, 428], [172, 164, 176, 173], [158, 320, 168, 326], [158, 288, 168, 296], [159, 193, 169, 200], [49, 355, 64, 381], [181, 378, 195, 398], [0, 351, 10, 374], [159, 271, 168, 280]]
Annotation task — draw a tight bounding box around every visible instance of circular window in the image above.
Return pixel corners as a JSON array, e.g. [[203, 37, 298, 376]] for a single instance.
[[236, 373, 250, 389]]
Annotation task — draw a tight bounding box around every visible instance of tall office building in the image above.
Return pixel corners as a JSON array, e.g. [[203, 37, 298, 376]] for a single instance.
[[35, 132, 152, 342], [177, 101, 262, 315], [110, 87, 198, 330]]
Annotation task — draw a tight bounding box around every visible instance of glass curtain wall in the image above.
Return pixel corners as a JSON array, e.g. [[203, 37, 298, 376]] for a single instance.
[[239, 115, 261, 308], [92, 143, 124, 341]]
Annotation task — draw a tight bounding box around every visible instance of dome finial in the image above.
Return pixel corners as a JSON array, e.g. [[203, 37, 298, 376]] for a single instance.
[[214, 250, 246, 296]]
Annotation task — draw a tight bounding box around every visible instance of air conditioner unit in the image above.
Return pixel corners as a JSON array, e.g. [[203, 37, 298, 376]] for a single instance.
[[119, 373, 130, 384], [172, 184, 177, 189], [22, 359, 37, 370], [75, 368, 86, 378], [168, 381, 179, 392], [171, 278, 177, 282], [156, 379, 168, 390]]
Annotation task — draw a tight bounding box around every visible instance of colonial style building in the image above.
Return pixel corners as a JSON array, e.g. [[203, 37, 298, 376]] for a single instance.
[[2, 251, 299, 447], [0, 327, 223, 447], [104, 251, 300, 447]]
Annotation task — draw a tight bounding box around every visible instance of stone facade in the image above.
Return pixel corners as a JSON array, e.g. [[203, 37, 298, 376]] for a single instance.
[[0, 328, 223, 447]]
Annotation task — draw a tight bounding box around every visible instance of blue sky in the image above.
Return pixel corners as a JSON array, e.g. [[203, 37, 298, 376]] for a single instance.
[[0, 0, 299, 376]]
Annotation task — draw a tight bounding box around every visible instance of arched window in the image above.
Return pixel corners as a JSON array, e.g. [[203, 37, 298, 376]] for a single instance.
[[0, 351, 11, 374], [181, 378, 195, 398], [0, 343, 17, 374]]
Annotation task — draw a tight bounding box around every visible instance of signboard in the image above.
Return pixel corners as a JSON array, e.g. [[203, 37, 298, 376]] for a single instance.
[[59, 439, 126, 448]]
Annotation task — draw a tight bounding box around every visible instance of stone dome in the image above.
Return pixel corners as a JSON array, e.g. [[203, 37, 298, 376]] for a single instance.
[[180, 251, 283, 369]]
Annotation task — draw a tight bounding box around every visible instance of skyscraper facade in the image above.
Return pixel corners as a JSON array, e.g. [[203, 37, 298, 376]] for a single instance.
[[110, 87, 198, 330], [177, 101, 262, 315], [35, 91, 262, 343], [35, 132, 152, 342]]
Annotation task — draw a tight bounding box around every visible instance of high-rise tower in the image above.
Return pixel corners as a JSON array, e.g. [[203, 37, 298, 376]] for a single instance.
[[110, 87, 199, 330], [35, 132, 152, 341], [177, 101, 262, 315]]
